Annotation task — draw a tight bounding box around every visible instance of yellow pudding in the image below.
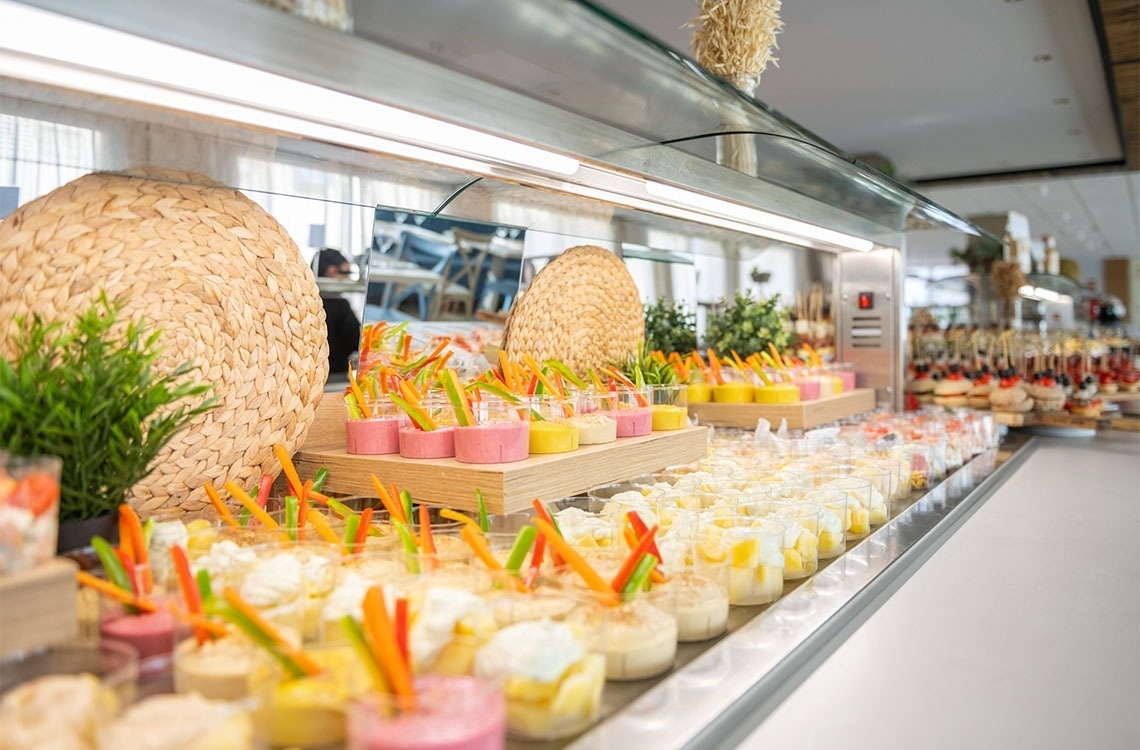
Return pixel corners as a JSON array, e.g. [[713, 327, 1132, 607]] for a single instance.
[[712, 382, 754, 403], [686, 383, 712, 403], [251, 646, 367, 749], [755, 384, 800, 404], [529, 420, 580, 454], [650, 405, 688, 431]]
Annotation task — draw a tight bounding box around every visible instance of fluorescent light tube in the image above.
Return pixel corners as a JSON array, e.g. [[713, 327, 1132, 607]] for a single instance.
[[645, 180, 875, 253], [0, 1, 580, 177]]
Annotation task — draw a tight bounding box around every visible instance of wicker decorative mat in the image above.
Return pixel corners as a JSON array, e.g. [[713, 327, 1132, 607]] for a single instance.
[[502, 245, 643, 374], [0, 168, 328, 515]]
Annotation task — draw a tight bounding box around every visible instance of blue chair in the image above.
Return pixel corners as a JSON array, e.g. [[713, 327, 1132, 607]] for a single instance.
[[391, 230, 457, 319]]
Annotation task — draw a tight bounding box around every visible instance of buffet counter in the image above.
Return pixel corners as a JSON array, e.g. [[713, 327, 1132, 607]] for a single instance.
[[736, 431, 1140, 750], [541, 432, 1059, 750]]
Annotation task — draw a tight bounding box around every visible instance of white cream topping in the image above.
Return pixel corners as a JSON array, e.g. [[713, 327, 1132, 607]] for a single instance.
[[410, 587, 487, 669], [239, 553, 303, 607], [474, 619, 584, 684], [323, 571, 368, 622], [553, 508, 612, 545], [193, 540, 256, 580]]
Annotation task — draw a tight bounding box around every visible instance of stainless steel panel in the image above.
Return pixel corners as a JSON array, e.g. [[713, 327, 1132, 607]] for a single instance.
[[838, 248, 902, 409]]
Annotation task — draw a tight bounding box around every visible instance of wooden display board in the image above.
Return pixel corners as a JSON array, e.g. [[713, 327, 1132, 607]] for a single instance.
[[292, 397, 709, 513], [0, 558, 79, 659], [687, 388, 877, 430]]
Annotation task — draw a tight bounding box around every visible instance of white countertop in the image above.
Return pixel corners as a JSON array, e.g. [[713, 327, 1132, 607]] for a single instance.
[[738, 432, 1140, 750]]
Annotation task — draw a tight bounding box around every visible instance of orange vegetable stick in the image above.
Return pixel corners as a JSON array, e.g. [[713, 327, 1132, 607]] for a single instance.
[[621, 526, 665, 582], [170, 546, 209, 645], [394, 598, 409, 666], [76, 571, 157, 612], [418, 505, 436, 555], [532, 519, 619, 605], [298, 479, 312, 539], [439, 509, 478, 528], [459, 527, 527, 593], [223, 589, 322, 676], [166, 605, 231, 638], [354, 507, 374, 551], [306, 509, 340, 544], [371, 474, 406, 525], [119, 505, 151, 593], [204, 483, 239, 527], [273, 443, 303, 498], [363, 587, 416, 709], [610, 524, 658, 593], [118, 515, 136, 563], [224, 482, 282, 529], [347, 363, 372, 419], [768, 342, 785, 369], [707, 349, 725, 385]]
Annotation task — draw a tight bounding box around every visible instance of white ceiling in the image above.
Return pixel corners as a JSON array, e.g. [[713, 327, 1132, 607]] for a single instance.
[[595, 0, 1140, 279]]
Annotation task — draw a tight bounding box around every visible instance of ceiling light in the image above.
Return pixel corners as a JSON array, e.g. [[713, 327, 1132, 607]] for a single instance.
[[1053, 98, 1070, 106], [1034, 54, 1053, 63]]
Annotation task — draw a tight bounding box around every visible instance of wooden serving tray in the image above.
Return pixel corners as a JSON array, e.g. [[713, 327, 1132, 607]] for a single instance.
[[292, 397, 709, 513], [0, 558, 79, 659], [687, 388, 877, 430]]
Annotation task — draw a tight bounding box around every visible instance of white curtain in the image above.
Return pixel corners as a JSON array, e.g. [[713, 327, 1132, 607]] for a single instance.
[[0, 114, 100, 212]]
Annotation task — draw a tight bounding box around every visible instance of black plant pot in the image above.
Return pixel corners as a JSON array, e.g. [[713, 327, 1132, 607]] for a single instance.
[[57, 513, 118, 564]]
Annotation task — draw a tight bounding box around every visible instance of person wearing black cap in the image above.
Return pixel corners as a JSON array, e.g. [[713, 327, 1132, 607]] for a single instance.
[[315, 248, 361, 376]]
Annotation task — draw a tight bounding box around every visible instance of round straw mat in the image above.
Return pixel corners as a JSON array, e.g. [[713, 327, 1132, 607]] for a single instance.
[[502, 245, 643, 374], [0, 168, 329, 515]]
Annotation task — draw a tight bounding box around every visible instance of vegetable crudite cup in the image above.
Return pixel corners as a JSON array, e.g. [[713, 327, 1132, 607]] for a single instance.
[[451, 391, 530, 465], [344, 395, 400, 456], [393, 391, 457, 460], [649, 384, 688, 431], [0, 453, 62, 575], [526, 395, 580, 454]]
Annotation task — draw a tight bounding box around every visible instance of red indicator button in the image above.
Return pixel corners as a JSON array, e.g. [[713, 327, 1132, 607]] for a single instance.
[[858, 292, 874, 310]]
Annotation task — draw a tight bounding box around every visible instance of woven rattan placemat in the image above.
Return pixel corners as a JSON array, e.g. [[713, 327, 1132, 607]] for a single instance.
[[0, 168, 328, 515]]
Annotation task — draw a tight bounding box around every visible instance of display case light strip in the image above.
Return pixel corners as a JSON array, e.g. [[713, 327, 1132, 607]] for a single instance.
[[1018, 285, 1067, 303], [0, 1, 580, 178], [645, 180, 875, 252]]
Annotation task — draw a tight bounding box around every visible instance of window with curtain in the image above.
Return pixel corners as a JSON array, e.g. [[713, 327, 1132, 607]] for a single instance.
[[0, 114, 101, 216]]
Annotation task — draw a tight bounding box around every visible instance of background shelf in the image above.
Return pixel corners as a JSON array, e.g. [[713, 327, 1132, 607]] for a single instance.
[[688, 388, 877, 430]]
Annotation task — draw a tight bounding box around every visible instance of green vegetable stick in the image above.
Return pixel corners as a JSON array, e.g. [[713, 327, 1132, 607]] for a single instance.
[[284, 496, 299, 541], [339, 615, 387, 691], [343, 392, 364, 420], [236, 506, 252, 527], [504, 526, 537, 573], [400, 491, 413, 528], [217, 603, 308, 679], [477, 490, 489, 532], [620, 554, 657, 600], [196, 569, 214, 607], [343, 515, 361, 554], [311, 468, 329, 493], [326, 498, 355, 519], [91, 536, 135, 599], [142, 517, 155, 550], [393, 522, 420, 575]]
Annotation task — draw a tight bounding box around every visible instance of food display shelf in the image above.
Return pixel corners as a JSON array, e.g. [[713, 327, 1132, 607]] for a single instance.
[[687, 388, 877, 430], [291, 399, 709, 513], [490, 434, 1031, 750]]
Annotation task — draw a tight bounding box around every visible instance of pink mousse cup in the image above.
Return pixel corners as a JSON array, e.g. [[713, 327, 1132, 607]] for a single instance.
[[612, 388, 651, 438], [347, 675, 505, 750]]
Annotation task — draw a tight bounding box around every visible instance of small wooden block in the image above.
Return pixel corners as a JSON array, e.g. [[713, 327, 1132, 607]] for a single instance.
[[687, 389, 877, 430], [0, 558, 79, 659], [993, 411, 1035, 427], [1110, 416, 1140, 432], [293, 427, 710, 514], [1038, 412, 1103, 430]]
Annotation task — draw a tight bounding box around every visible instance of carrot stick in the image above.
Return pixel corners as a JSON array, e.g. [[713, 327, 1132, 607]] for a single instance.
[[298, 479, 312, 540], [300, 510, 335, 545], [255, 474, 274, 509], [115, 549, 139, 596], [273, 443, 303, 498], [531, 499, 564, 567], [707, 349, 725, 385], [362, 587, 415, 709], [768, 342, 785, 369], [76, 571, 158, 612], [439, 509, 478, 528], [223, 482, 285, 536], [119, 513, 136, 564], [523, 533, 546, 589], [171, 546, 209, 645], [532, 519, 619, 605], [223, 589, 321, 676], [623, 524, 666, 583], [347, 363, 372, 419], [610, 524, 658, 593], [459, 527, 527, 593], [166, 605, 231, 638], [371, 474, 407, 525], [354, 507, 373, 551], [394, 598, 409, 666], [419, 504, 436, 555], [118, 505, 150, 592]]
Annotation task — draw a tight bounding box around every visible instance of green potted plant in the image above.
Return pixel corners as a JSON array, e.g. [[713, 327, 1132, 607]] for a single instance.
[[610, 342, 678, 386], [643, 297, 698, 355], [0, 294, 216, 551], [705, 291, 791, 357]]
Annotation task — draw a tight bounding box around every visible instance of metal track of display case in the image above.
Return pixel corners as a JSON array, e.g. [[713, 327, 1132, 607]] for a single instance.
[[542, 437, 1037, 750]]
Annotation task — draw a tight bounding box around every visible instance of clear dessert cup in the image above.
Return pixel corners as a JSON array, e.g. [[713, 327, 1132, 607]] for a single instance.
[[834, 362, 858, 392], [99, 595, 183, 672], [398, 423, 456, 460], [711, 377, 755, 404], [649, 384, 688, 431], [815, 474, 875, 541], [526, 395, 580, 454], [793, 376, 821, 402], [95, 692, 255, 750], [755, 500, 823, 580], [346, 675, 506, 750], [240, 540, 341, 643], [842, 464, 894, 526], [659, 571, 729, 642], [572, 389, 618, 445], [755, 382, 801, 404], [487, 587, 585, 628], [474, 616, 604, 740], [403, 581, 498, 677], [345, 397, 400, 455], [695, 515, 785, 606], [0, 453, 61, 575], [0, 639, 139, 709], [251, 643, 370, 750], [610, 388, 653, 437], [173, 634, 253, 701], [454, 396, 530, 464], [565, 590, 678, 681]]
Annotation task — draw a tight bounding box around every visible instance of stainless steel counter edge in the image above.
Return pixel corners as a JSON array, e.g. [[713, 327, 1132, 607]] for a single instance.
[[567, 439, 1038, 750]]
